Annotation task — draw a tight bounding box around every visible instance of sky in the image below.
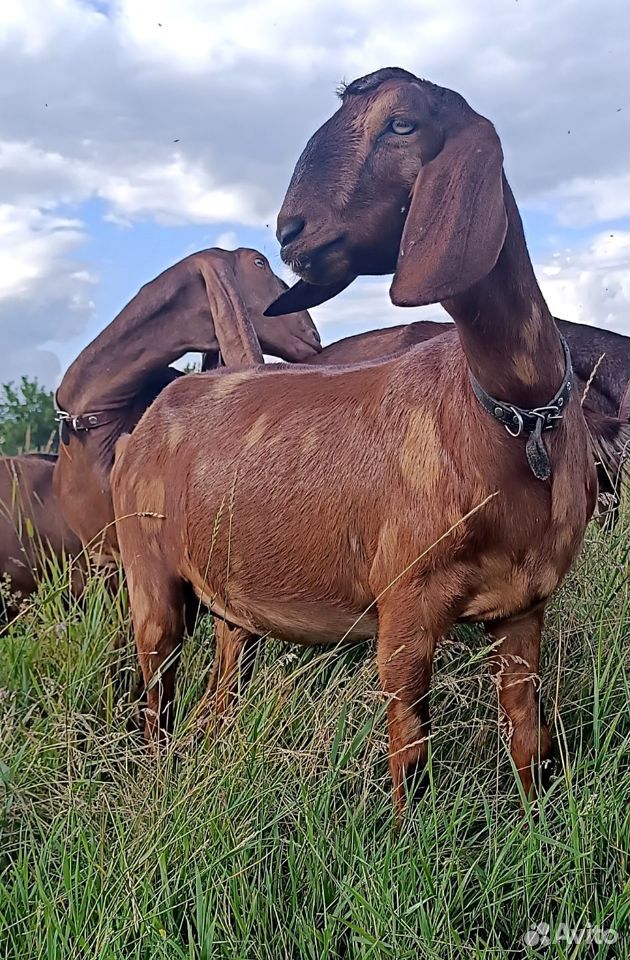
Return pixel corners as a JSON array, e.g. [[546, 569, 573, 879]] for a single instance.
[[0, 0, 628, 387]]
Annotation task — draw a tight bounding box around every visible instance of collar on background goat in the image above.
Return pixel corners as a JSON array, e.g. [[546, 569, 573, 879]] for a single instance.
[[55, 400, 119, 444], [469, 335, 573, 481]]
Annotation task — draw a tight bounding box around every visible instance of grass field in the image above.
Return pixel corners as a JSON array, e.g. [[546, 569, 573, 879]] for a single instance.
[[1, 515, 629, 959]]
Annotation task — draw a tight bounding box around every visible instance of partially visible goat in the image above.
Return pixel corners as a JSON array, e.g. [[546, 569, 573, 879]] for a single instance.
[[54, 247, 320, 561], [0, 454, 83, 621], [112, 70, 597, 812]]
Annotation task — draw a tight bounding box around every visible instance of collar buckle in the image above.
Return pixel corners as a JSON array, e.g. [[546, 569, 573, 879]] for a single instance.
[[55, 407, 110, 434], [470, 334, 574, 481], [530, 404, 563, 431]]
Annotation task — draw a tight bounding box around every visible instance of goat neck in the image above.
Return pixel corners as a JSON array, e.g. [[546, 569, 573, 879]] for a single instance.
[[56, 257, 221, 416], [443, 181, 566, 409]]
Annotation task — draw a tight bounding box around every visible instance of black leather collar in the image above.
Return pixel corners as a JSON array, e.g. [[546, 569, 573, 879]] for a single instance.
[[54, 393, 120, 444], [469, 335, 574, 481], [56, 409, 118, 431]]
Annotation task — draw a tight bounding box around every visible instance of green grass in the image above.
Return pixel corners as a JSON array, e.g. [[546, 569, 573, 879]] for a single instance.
[[1, 518, 629, 959]]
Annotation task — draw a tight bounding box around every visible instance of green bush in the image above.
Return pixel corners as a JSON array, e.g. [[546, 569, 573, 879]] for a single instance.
[[0, 377, 57, 455]]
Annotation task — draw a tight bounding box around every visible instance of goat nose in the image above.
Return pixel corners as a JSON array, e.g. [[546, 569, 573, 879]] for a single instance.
[[277, 216, 305, 247]]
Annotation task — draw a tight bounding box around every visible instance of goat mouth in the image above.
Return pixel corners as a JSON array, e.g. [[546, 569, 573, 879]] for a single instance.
[[261, 335, 319, 359], [299, 328, 322, 350], [264, 273, 355, 316], [293, 337, 322, 358], [282, 236, 348, 285]]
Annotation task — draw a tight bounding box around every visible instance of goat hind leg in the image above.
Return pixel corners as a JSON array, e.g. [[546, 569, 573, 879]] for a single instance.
[[128, 571, 187, 744], [197, 619, 262, 729]]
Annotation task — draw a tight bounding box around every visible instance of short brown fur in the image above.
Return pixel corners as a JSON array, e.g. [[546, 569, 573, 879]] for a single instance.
[[113, 72, 598, 813], [301, 318, 628, 522]]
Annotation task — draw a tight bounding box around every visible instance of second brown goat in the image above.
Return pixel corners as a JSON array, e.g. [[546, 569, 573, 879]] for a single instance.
[[54, 247, 320, 563]]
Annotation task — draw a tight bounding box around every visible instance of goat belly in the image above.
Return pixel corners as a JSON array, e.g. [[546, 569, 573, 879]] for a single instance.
[[206, 593, 378, 646]]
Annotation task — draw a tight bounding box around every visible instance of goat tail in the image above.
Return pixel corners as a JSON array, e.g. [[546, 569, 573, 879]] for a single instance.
[[585, 409, 630, 484]]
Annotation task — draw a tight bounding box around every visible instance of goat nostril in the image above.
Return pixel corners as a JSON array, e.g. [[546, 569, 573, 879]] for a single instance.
[[277, 216, 305, 247]]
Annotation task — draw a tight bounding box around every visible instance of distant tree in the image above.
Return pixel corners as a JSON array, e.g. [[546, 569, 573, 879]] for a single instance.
[[181, 359, 201, 374], [0, 377, 57, 455]]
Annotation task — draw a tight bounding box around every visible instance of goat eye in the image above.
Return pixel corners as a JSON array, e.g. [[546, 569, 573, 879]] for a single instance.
[[254, 257, 266, 269], [390, 119, 415, 135]]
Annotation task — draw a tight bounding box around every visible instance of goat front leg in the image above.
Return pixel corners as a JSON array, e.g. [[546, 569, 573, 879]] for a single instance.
[[486, 605, 553, 799], [376, 593, 441, 817], [197, 620, 262, 729]]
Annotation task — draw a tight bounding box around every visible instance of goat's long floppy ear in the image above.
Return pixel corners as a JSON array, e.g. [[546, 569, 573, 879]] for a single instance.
[[195, 258, 264, 366], [390, 118, 508, 307], [264, 276, 354, 316]]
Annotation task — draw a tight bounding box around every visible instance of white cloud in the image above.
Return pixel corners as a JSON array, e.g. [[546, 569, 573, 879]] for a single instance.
[[0, 141, 92, 207], [532, 174, 630, 228], [311, 277, 446, 344], [538, 230, 630, 335], [0, 204, 96, 385], [213, 230, 239, 250], [98, 157, 267, 226], [117, 0, 352, 74], [1, 0, 626, 220], [312, 231, 630, 344], [0, 139, 266, 228]]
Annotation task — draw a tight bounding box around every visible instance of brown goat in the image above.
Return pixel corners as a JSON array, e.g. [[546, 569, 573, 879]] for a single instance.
[[54, 248, 320, 560], [0, 454, 83, 621], [298, 318, 628, 522], [112, 69, 597, 812]]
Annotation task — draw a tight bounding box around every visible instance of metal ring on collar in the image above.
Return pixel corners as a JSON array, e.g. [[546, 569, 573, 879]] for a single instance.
[[504, 407, 524, 437]]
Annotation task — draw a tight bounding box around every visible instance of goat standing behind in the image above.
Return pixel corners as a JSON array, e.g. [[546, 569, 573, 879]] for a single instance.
[[0, 455, 83, 621]]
